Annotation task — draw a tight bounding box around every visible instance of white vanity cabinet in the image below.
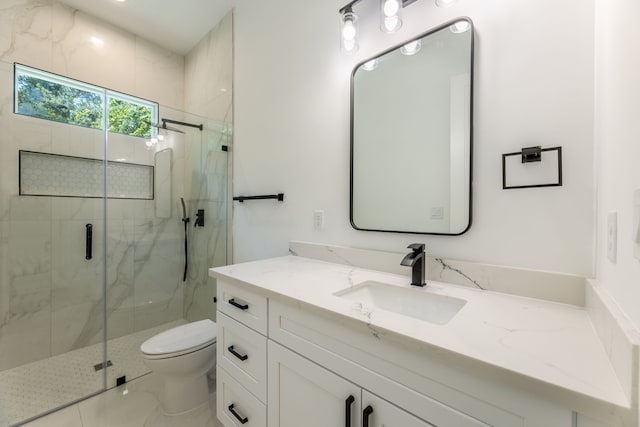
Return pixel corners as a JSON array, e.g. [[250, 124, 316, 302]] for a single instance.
[[217, 281, 269, 427], [268, 340, 363, 427], [268, 339, 439, 427], [269, 338, 448, 427], [216, 279, 592, 427], [362, 391, 438, 427]]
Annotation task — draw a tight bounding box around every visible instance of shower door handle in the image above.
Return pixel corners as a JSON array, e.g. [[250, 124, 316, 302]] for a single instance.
[[85, 224, 93, 260]]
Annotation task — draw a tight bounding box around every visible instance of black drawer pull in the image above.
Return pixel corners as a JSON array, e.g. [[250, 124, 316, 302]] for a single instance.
[[229, 298, 249, 310], [345, 395, 355, 427], [228, 345, 248, 361], [363, 405, 373, 427], [228, 403, 248, 424]]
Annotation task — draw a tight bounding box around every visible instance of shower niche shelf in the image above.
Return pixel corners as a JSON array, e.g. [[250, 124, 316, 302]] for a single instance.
[[19, 150, 154, 200]]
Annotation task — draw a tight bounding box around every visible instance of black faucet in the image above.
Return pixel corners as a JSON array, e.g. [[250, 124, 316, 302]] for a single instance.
[[400, 243, 426, 287]]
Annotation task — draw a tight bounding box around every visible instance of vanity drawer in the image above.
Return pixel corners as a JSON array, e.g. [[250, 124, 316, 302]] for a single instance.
[[218, 312, 267, 402], [218, 367, 266, 427], [218, 280, 268, 335]]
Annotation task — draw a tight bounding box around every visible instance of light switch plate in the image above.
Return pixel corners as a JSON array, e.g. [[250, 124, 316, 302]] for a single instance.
[[313, 210, 324, 231], [607, 212, 618, 263]]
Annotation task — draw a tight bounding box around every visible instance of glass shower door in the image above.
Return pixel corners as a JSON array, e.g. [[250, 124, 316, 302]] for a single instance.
[[102, 106, 231, 387], [0, 59, 108, 426]]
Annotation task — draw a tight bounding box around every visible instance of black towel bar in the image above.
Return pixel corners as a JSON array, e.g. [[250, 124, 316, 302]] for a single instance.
[[233, 193, 284, 203]]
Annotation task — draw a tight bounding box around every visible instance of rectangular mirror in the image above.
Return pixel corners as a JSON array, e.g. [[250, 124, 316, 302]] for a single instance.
[[350, 18, 473, 235]]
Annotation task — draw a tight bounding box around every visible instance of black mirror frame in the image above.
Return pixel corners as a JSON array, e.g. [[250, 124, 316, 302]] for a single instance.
[[349, 17, 475, 236]]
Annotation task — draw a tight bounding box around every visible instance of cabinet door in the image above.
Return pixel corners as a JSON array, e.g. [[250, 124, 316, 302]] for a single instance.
[[268, 341, 361, 427], [362, 391, 435, 427]]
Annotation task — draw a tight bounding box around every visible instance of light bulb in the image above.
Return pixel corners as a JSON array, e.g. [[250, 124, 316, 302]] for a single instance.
[[382, 16, 401, 33], [382, 0, 400, 17], [380, 0, 402, 33], [400, 39, 421, 55], [342, 20, 356, 40], [435, 0, 457, 7], [341, 10, 359, 53]]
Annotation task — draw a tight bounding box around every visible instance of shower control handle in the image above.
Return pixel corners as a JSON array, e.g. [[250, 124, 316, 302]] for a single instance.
[[85, 224, 93, 260], [194, 209, 205, 227]]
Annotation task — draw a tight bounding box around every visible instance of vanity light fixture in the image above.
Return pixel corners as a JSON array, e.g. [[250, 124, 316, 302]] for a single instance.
[[340, 6, 359, 53], [339, 0, 419, 53], [380, 0, 402, 33], [435, 0, 457, 7]]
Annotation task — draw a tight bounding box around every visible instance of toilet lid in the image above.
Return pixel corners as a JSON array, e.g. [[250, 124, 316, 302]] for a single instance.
[[141, 319, 217, 356]]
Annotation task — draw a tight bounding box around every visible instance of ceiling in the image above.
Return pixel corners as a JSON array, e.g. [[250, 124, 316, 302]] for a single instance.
[[58, 0, 236, 55]]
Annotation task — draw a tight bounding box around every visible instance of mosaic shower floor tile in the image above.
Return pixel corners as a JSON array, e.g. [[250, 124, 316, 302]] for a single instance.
[[0, 319, 185, 427]]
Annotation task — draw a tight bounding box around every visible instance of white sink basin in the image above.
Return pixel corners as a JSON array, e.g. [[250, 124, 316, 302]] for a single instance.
[[335, 281, 466, 325]]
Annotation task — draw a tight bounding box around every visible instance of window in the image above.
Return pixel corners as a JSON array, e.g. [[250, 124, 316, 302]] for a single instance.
[[14, 64, 157, 139]]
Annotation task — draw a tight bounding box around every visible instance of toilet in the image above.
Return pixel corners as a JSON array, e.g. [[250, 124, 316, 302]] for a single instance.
[[140, 319, 217, 415]]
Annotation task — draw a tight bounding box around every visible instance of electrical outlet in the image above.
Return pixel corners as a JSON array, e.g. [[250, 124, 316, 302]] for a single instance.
[[607, 211, 617, 264], [313, 210, 324, 230]]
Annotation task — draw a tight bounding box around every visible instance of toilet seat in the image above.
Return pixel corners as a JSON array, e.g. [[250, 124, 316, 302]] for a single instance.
[[141, 319, 217, 359]]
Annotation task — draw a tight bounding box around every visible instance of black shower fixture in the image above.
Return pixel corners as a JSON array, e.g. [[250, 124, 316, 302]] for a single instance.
[[148, 118, 204, 134]]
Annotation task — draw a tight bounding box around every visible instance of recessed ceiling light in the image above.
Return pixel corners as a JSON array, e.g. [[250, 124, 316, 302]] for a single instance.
[[90, 36, 104, 46], [115, 0, 126, 3]]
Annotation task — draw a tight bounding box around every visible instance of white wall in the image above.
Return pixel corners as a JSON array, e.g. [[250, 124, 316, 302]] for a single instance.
[[233, 0, 595, 275], [594, 0, 640, 329]]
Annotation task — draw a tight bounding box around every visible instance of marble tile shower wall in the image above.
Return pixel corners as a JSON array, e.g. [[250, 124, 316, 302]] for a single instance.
[[0, 0, 188, 371], [183, 14, 233, 323]]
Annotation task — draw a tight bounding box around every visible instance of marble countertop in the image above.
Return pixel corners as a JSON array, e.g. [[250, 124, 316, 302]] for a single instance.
[[209, 255, 628, 410]]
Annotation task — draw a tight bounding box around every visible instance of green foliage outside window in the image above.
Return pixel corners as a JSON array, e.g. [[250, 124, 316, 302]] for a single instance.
[[15, 66, 155, 139], [108, 98, 152, 138], [16, 75, 103, 129]]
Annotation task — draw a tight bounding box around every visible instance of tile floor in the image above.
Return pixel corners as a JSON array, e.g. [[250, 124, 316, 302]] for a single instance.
[[22, 372, 223, 427], [0, 320, 187, 427]]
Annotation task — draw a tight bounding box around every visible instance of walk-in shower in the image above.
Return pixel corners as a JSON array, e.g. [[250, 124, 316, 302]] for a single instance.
[[0, 59, 231, 426]]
